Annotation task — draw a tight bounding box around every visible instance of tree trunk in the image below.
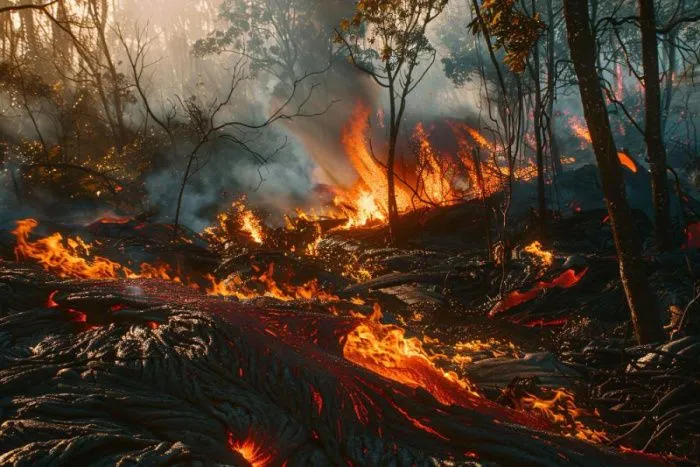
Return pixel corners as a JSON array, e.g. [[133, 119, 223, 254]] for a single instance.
[[639, 0, 673, 251], [531, 22, 547, 233], [661, 31, 677, 134], [546, 0, 563, 176], [386, 129, 399, 241], [563, 0, 663, 344]]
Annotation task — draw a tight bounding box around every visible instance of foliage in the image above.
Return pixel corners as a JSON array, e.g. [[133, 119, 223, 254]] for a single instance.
[[194, 0, 335, 84], [470, 0, 545, 73], [336, 0, 448, 80]]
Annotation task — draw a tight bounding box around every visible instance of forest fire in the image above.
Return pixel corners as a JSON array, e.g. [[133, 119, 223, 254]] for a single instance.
[[2, 0, 698, 462], [291, 102, 555, 228]]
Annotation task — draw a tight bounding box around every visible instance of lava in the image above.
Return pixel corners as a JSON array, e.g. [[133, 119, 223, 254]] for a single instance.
[[227, 432, 272, 467], [617, 151, 638, 173], [490, 268, 589, 317]]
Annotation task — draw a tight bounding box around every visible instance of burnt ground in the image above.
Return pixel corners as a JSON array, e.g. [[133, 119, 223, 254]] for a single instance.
[[0, 199, 699, 465]]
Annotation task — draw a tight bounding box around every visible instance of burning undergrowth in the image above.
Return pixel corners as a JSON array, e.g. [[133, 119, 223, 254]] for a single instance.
[[1, 131, 699, 463], [2, 189, 699, 464]]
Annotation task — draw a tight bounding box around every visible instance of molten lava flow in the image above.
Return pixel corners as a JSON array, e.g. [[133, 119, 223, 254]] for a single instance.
[[342, 306, 482, 406], [514, 389, 609, 444], [227, 432, 272, 467], [489, 268, 589, 317], [523, 241, 553, 268], [617, 151, 638, 173]]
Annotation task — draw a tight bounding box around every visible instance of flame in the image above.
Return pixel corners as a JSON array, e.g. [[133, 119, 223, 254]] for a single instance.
[[203, 199, 265, 247], [291, 103, 575, 229], [514, 389, 609, 443], [13, 219, 185, 283], [568, 115, 592, 147], [227, 432, 272, 467], [239, 207, 265, 245], [13, 219, 125, 279], [617, 151, 637, 173], [490, 268, 589, 316], [343, 306, 482, 405], [523, 241, 553, 268], [206, 263, 340, 303]]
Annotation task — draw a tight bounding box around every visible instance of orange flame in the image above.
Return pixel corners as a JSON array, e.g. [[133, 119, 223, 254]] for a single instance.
[[569, 115, 592, 146], [13, 219, 184, 282], [514, 389, 609, 443], [523, 241, 553, 268], [342, 305, 482, 405], [206, 263, 340, 303]]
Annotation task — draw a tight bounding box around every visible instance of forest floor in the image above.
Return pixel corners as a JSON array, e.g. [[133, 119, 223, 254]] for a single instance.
[[0, 198, 698, 465]]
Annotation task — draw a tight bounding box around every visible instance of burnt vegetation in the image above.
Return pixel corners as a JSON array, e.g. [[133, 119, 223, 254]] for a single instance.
[[0, 0, 700, 466]]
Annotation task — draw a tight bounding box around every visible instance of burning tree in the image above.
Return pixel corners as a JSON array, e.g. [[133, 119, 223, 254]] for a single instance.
[[335, 0, 448, 242]]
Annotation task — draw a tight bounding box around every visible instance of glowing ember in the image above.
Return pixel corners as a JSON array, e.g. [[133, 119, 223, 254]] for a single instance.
[[342, 306, 482, 405], [617, 152, 638, 173], [490, 268, 589, 317], [523, 241, 554, 268], [227, 432, 272, 467]]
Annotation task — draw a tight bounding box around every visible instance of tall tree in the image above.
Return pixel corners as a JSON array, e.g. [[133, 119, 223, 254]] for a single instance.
[[336, 0, 448, 242], [639, 0, 673, 251], [563, 0, 663, 344]]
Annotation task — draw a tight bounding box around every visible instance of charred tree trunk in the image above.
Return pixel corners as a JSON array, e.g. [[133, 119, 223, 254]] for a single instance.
[[639, 0, 673, 251], [563, 0, 664, 344]]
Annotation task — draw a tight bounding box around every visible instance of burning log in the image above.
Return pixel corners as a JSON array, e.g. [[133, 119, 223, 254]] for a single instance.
[[0, 263, 663, 466]]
